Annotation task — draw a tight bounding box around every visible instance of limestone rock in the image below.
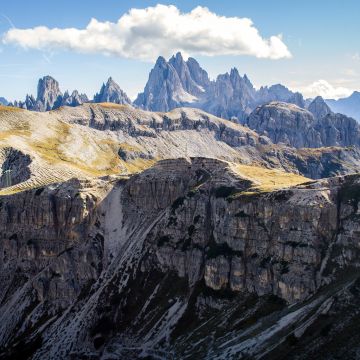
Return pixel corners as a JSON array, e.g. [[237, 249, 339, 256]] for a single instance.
[[93, 77, 132, 105]]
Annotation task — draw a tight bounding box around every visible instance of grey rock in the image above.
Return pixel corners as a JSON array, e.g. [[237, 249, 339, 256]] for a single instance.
[[13, 75, 89, 112], [62, 90, 88, 107], [245, 101, 360, 148], [1, 158, 360, 358], [135, 53, 306, 121], [93, 77, 132, 105], [308, 96, 332, 119]]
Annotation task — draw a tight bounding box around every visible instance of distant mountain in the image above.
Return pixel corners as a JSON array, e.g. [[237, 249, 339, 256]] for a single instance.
[[12, 76, 132, 112], [308, 96, 332, 119], [12, 75, 88, 111], [326, 91, 360, 121], [0, 97, 8, 106], [135, 52, 305, 121], [257, 84, 305, 108], [134, 54, 202, 112], [244, 101, 360, 148], [94, 77, 132, 105]]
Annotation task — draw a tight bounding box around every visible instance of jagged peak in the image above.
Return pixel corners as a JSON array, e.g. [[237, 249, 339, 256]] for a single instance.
[[155, 56, 167, 67], [308, 95, 332, 119]]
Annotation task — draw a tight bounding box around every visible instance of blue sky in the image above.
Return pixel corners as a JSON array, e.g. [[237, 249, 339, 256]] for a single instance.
[[0, 0, 359, 101]]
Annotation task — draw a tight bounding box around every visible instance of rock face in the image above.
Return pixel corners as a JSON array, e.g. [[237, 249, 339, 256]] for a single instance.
[[245, 101, 360, 148], [326, 91, 360, 121], [93, 77, 132, 105], [0, 147, 31, 187], [13, 76, 89, 112], [204, 68, 257, 122], [135, 52, 305, 121], [1, 158, 360, 359], [34, 76, 63, 111], [257, 84, 305, 108], [61, 90, 89, 107], [308, 96, 332, 119], [134, 54, 201, 111]]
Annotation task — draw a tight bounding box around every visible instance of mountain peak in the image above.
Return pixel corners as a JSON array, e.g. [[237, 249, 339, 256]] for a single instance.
[[36, 75, 62, 111], [155, 56, 167, 67], [94, 77, 132, 105], [308, 96, 332, 119]]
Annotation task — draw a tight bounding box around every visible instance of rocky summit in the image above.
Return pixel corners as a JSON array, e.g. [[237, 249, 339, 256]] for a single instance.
[[134, 52, 305, 120], [93, 77, 132, 105], [0, 100, 360, 359]]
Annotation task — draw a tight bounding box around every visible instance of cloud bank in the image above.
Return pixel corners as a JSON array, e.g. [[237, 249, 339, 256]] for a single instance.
[[299, 80, 353, 100], [2, 4, 291, 61]]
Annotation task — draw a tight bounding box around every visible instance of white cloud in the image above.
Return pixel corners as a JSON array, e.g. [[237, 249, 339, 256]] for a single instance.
[[297, 80, 353, 100], [2, 4, 291, 61]]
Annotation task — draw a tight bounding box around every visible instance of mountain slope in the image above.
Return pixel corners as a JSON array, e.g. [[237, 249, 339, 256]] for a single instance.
[[326, 91, 360, 121], [2, 103, 360, 198], [93, 77, 132, 105], [135, 53, 305, 120], [245, 101, 360, 148], [1, 157, 360, 359]]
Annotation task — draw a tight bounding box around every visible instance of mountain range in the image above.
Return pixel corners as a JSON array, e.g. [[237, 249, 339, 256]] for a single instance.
[[1, 53, 360, 359], [1, 102, 360, 358], [326, 91, 360, 121], [7, 52, 359, 123]]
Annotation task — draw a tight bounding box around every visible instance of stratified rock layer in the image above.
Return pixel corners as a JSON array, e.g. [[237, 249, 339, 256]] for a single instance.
[[1, 158, 360, 359]]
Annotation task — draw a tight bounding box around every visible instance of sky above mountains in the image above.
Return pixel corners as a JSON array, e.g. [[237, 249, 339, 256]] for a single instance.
[[0, 0, 359, 101]]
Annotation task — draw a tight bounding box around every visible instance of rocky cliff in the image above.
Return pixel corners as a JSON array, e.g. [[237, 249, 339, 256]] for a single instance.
[[1, 158, 360, 359], [245, 101, 360, 148], [13, 76, 89, 112], [308, 96, 332, 119], [93, 77, 132, 105], [1, 103, 360, 200], [135, 52, 305, 120]]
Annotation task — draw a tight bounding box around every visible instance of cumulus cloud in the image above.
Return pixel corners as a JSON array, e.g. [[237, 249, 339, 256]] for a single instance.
[[2, 4, 291, 61], [298, 80, 353, 100]]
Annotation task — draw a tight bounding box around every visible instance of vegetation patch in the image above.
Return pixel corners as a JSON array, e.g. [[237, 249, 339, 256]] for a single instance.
[[231, 163, 309, 193]]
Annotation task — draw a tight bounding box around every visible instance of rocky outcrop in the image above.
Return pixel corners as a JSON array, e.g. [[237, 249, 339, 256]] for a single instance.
[[134, 54, 199, 111], [135, 53, 305, 120], [245, 101, 360, 148], [0, 147, 31, 187], [1, 158, 360, 359], [93, 77, 132, 105], [203, 68, 257, 122], [169, 52, 209, 96], [257, 84, 305, 108], [13, 76, 89, 112], [61, 90, 88, 107], [308, 96, 332, 119], [34, 76, 63, 111]]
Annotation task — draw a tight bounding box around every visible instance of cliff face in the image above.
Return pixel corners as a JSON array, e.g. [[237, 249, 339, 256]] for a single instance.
[[1, 158, 360, 359], [245, 101, 360, 148], [93, 77, 132, 105]]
